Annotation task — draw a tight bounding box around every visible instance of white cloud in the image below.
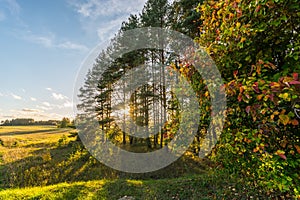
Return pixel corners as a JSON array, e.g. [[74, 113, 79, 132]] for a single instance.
[[52, 92, 68, 100], [3, 0, 20, 15], [47, 112, 69, 120], [69, 0, 147, 41], [23, 32, 88, 51], [26, 33, 54, 47], [30, 97, 37, 101], [97, 17, 125, 41], [36, 105, 52, 111], [11, 93, 22, 100], [42, 102, 51, 107], [22, 108, 40, 113], [0, 108, 65, 121], [70, 0, 146, 18], [63, 101, 73, 108], [57, 41, 89, 51], [0, 92, 3, 97], [46, 87, 53, 91]]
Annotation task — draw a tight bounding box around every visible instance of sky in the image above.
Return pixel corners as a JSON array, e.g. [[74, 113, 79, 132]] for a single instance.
[[0, 0, 147, 122]]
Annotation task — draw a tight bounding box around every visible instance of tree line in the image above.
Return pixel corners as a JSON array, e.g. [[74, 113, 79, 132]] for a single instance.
[[1, 118, 59, 126], [1, 117, 74, 128]]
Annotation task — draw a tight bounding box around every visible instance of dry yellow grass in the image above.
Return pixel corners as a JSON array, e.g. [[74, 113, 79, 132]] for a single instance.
[[0, 126, 76, 187]]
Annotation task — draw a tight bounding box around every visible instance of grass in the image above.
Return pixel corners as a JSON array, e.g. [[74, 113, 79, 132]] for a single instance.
[[0, 126, 76, 188], [0, 171, 274, 200], [0, 126, 284, 199], [0, 125, 61, 135]]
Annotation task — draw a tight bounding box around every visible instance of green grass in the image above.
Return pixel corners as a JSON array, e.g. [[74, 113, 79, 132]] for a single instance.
[[0, 172, 274, 200], [0, 126, 282, 199]]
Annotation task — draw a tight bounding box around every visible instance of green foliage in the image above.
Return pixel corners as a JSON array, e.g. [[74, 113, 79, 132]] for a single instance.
[[196, 0, 300, 80], [196, 0, 300, 197], [0, 169, 281, 200], [171, 0, 203, 38], [59, 117, 71, 128], [57, 134, 68, 147], [215, 68, 300, 196]]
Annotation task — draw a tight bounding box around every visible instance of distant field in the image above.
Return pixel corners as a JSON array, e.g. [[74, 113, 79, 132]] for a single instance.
[[0, 125, 60, 135], [0, 126, 73, 151], [0, 126, 77, 189]]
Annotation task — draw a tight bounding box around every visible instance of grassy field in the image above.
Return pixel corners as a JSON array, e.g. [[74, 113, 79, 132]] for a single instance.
[[0, 173, 274, 200], [0, 126, 279, 199]]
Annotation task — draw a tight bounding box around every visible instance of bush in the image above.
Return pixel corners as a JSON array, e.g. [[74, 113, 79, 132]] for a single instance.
[[195, 0, 300, 197]]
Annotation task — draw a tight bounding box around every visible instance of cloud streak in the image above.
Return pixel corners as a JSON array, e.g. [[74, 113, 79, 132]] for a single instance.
[[22, 108, 40, 113], [70, 0, 146, 18], [63, 101, 73, 108], [0, 108, 67, 121], [69, 0, 147, 41], [52, 92, 68, 100], [42, 102, 51, 107], [96, 16, 125, 41], [24, 32, 88, 51], [3, 0, 21, 15], [11, 93, 22, 100]]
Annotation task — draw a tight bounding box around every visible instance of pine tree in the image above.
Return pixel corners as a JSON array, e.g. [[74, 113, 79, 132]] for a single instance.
[[171, 0, 203, 38]]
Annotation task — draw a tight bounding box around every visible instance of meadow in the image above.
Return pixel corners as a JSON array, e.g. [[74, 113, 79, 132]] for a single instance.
[[0, 126, 281, 199]]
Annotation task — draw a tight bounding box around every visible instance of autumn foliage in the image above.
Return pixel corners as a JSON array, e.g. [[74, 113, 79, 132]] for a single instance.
[[192, 0, 300, 197]]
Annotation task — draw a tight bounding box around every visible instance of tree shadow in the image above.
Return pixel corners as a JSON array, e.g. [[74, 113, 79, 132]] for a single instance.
[[0, 139, 210, 189]]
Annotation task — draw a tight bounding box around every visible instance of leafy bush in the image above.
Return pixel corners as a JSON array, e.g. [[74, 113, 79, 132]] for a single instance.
[[195, 0, 300, 197]]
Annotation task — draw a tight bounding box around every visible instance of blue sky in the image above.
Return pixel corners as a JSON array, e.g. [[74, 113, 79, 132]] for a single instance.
[[0, 0, 147, 121]]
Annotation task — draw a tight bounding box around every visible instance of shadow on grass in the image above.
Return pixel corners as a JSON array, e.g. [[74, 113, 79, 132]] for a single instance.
[[0, 139, 210, 189]]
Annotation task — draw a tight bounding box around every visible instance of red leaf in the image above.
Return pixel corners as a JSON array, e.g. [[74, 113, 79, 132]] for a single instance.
[[291, 119, 299, 126], [246, 106, 251, 114], [233, 70, 238, 78], [293, 73, 298, 81], [289, 80, 300, 85], [269, 94, 274, 102], [244, 138, 252, 144], [238, 94, 242, 102], [236, 9, 242, 18], [252, 82, 260, 93], [295, 145, 300, 154], [255, 5, 261, 13], [278, 154, 287, 160]]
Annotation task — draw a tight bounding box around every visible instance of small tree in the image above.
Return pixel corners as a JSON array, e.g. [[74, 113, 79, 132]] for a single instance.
[[59, 117, 70, 128]]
